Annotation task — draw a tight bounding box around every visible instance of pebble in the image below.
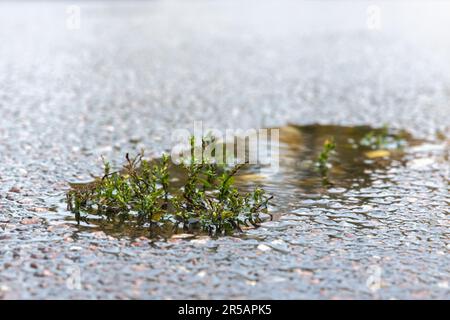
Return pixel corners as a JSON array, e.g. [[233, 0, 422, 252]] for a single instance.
[[9, 186, 21, 193], [20, 217, 41, 225], [257, 244, 272, 252]]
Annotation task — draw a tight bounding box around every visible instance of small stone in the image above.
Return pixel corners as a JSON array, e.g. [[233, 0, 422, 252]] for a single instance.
[[18, 198, 33, 205], [171, 234, 195, 240], [9, 186, 21, 193], [42, 269, 53, 277], [267, 239, 290, 253], [295, 269, 314, 277], [20, 217, 41, 225], [257, 244, 272, 252], [91, 231, 107, 239], [29, 207, 48, 213], [197, 271, 207, 278], [130, 240, 145, 247], [190, 237, 209, 245], [270, 276, 287, 283], [129, 136, 142, 144]]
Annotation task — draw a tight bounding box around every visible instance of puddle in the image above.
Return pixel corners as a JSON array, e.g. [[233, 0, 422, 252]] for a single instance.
[[58, 124, 439, 240], [234, 124, 422, 212]]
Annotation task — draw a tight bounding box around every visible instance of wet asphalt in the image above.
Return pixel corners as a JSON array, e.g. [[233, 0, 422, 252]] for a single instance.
[[0, 1, 449, 299]]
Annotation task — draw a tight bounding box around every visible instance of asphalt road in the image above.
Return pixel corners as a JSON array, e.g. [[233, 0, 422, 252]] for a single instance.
[[0, 1, 449, 299]]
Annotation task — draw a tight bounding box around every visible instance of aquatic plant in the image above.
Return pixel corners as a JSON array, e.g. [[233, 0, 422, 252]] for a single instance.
[[315, 137, 336, 173], [359, 125, 405, 150], [66, 137, 272, 236]]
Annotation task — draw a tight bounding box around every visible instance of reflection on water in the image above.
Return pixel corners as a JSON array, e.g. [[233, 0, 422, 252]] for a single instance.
[[236, 124, 420, 213]]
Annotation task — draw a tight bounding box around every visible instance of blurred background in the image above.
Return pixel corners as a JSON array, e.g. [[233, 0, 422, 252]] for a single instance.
[[1, 0, 450, 180]]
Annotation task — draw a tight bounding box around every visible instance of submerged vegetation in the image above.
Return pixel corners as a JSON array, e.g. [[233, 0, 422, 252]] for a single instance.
[[66, 137, 272, 236], [315, 137, 336, 174], [359, 125, 405, 150], [313, 125, 407, 176]]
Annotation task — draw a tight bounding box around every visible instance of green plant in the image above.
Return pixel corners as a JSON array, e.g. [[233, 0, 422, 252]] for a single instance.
[[66, 137, 272, 236], [315, 137, 336, 173], [359, 125, 389, 149], [359, 125, 405, 150]]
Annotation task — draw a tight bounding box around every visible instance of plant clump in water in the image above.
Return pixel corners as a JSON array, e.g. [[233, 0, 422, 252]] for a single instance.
[[66, 137, 272, 236], [315, 137, 336, 174], [359, 125, 406, 150]]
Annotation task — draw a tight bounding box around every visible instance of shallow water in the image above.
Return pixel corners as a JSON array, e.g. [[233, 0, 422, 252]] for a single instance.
[[67, 124, 426, 239], [237, 125, 419, 207]]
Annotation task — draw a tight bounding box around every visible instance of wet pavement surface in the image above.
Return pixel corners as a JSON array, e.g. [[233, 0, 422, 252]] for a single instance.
[[0, 1, 449, 299]]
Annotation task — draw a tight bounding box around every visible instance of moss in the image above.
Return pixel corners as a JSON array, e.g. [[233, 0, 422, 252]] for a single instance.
[[66, 137, 272, 236]]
